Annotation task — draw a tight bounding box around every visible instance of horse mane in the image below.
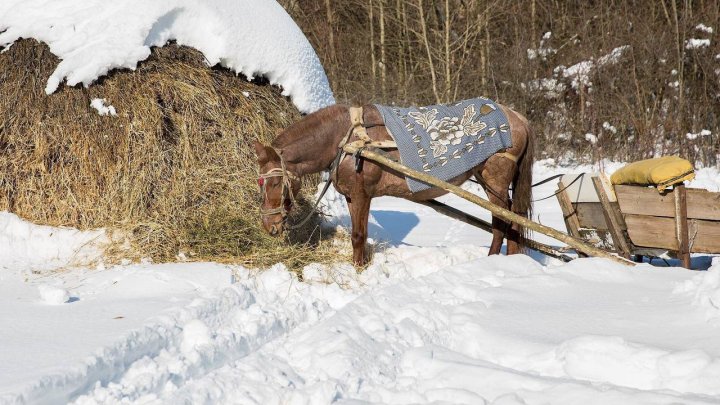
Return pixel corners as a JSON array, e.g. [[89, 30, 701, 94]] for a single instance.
[[271, 104, 348, 149]]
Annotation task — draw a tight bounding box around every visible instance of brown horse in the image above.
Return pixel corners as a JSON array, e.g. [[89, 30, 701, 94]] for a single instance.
[[254, 103, 534, 266]]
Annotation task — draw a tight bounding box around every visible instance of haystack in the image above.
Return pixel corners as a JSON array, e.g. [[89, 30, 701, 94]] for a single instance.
[[0, 39, 335, 267]]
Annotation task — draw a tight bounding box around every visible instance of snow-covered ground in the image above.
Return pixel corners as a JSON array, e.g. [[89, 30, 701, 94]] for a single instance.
[[2, 162, 720, 404]]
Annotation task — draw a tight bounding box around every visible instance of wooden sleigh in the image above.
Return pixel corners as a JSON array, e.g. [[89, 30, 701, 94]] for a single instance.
[[556, 173, 720, 269]]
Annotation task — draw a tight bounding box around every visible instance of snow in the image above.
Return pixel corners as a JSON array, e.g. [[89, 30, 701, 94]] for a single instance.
[[1, 161, 720, 404], [696, 24, 714, 34], [560, 46, 630, 90], [90, 98, 117, 117], [37, 284, 70, 305], [687, 129, 712, 140], [0, 0, 335, 113], [691, 166, 720, 192], [561, 60, 594, 90], [526, 32, 556, 61], [602, 121, 617, 134], [531, 46, 629, 95], [686, 38, 711, 50], [0, 211, 108, 273], [525, 78, 565, 99], [675, 268, 720, 321]]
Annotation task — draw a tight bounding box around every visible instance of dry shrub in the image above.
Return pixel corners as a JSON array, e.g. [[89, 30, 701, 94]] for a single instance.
[[284, 0, 720, 167], [0, 39, 348, 268]]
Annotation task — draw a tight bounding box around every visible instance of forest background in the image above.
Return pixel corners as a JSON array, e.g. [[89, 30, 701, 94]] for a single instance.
[[280, 0, 719, 167]]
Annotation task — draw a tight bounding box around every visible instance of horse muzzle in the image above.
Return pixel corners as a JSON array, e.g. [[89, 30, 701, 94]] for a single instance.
[[269, 222, 283, 236], [262, 215, 286, 237]]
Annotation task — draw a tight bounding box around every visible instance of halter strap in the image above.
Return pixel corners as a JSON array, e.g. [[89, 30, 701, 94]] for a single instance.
[[258, 148, 299, 217]]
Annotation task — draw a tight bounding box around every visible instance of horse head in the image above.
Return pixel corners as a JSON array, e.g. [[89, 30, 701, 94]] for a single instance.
[[253, 141, 301, 236]]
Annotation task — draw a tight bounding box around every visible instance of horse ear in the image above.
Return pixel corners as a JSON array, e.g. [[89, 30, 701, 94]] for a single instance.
[[254, 141, 268, 163], [254, 141, 280, 164]]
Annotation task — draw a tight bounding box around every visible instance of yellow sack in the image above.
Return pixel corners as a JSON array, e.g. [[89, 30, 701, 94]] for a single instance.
[[610, 156, 695, 191]]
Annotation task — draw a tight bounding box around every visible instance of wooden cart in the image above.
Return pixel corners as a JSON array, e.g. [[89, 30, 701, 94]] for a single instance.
[[556, 173, 720, 269]]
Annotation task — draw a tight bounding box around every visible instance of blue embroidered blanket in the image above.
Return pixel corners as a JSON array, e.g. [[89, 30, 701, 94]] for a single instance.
[[374, 97, 512, 192]]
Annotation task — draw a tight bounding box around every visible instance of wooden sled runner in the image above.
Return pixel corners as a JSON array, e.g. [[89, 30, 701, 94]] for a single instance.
[[556, 172, 720, 269]]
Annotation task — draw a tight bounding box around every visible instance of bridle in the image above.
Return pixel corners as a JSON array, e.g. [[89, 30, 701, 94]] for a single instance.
[[258, 152, 299, 233]]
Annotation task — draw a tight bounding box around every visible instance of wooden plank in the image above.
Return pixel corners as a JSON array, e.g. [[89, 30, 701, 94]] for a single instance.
[[344, 144, 635, 266], [616, 185, 674, 217], [624, 215, 678, 250], [624, 215, 720, 253], [556, 181, 583, 239], [574, 202, 627, 229], [616, 185, 720, 221], [687, 189, 720, 220], [593, 176, 632, 258], [575, 203, 610, 230], [687, 219, 720, 253], [674, 185, 691, 269]]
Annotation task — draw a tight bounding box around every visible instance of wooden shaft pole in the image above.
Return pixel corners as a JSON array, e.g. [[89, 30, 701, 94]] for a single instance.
[[345, 145, 635, 266], [419, 199, 574, 262]]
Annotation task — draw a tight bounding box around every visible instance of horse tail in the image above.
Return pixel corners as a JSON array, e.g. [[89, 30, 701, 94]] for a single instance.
[[512, 121, 534, 248]]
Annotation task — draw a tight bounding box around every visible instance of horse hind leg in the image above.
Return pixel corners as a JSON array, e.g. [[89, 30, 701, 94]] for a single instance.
[[486, 192, 511, 255], [478, 156, 516, 255]]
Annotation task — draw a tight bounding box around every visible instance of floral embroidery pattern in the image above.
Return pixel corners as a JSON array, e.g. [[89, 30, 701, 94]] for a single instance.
[[383, 98, 512, 179], [409, 104, 490, 158]]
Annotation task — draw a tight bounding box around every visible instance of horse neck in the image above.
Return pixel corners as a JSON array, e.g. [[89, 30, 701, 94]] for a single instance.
[[274, 105, 350, 176]]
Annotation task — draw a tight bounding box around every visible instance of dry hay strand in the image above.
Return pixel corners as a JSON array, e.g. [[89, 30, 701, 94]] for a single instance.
[[0, 39, 350, 268]]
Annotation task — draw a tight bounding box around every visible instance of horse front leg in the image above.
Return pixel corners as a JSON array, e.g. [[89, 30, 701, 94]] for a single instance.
[[346, 194, 372, 266]]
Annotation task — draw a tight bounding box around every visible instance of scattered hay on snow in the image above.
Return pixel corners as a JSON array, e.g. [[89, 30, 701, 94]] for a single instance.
[[0, 39, 346, 267]]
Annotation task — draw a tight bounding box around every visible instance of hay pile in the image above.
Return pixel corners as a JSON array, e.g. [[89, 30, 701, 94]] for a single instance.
[[0, 39, 344, 267]]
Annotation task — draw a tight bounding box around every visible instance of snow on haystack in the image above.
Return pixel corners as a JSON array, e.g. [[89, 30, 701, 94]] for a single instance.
[[90, 98, 117, 116], [0, 0, 334, 113]]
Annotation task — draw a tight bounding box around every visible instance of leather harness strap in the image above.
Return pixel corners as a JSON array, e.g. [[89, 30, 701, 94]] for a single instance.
[[345, 106, 393, 148], [348, 106, 364, 127], [348, 106, 372, 142], [497, 151, 518, 163]]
